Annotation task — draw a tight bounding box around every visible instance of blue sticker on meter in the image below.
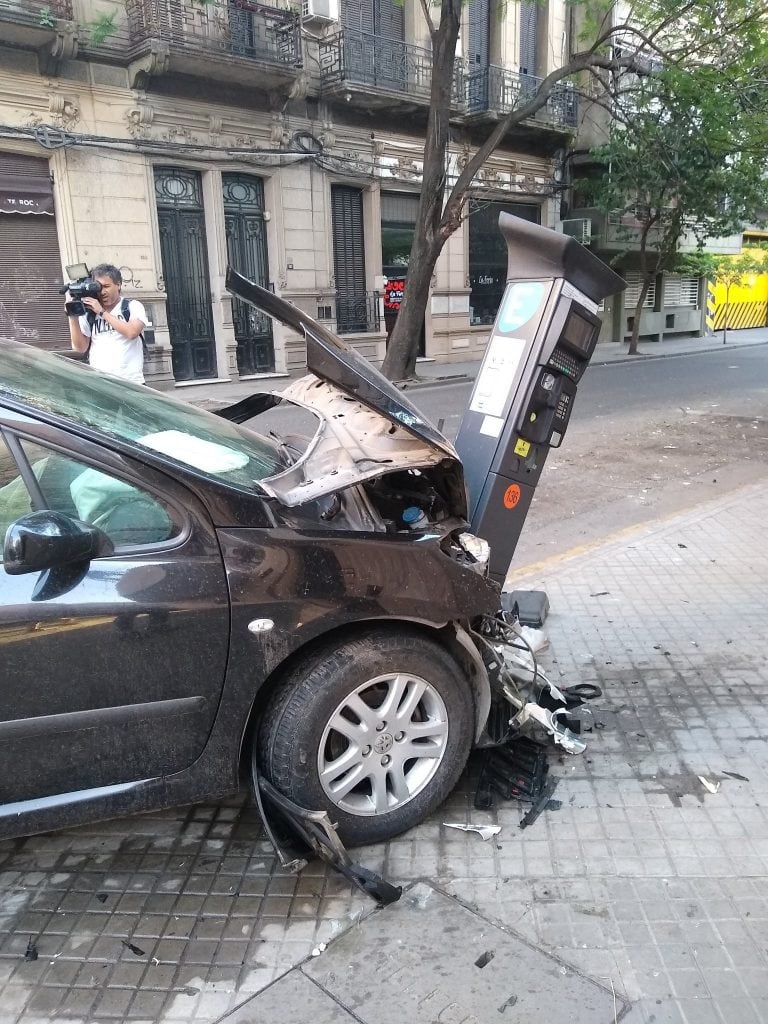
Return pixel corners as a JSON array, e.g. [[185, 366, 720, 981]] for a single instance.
[[496, 282, 546, 333]]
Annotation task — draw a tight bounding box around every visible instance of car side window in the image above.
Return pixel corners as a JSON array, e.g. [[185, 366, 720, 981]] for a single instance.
[[0, 436, 33, 542], [18, 439, 179, 549]]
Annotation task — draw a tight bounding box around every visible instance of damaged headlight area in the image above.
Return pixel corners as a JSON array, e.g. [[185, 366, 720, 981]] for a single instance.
[[471, 600, 601, 757], [454, 532, 490, 574]]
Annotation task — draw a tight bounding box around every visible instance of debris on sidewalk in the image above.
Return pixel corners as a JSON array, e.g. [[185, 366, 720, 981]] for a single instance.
[[443, 823, 502, 841], [519, 777, 561, 830], [24, 937, 38, 962], [121, 940, 147, 957], [254, 769, 402, 907], [474, 737, 550, 811], [473, 737, 561, 829], [697, 775, 721, 795], [503, 590, 550, 629]]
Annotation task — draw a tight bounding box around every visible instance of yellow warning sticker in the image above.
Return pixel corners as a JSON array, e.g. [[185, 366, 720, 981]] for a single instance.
[[514, 438, 531, 457]]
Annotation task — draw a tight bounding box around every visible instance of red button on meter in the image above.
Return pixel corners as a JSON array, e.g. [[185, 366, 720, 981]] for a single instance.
[[503, 484, 521, 509]]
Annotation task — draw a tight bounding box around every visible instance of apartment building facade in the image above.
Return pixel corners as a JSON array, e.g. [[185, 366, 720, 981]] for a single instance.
[[0, 0, 581, 384]]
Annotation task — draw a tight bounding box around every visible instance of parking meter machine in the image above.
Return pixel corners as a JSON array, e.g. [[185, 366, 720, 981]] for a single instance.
[[456, 214, 625, 583]]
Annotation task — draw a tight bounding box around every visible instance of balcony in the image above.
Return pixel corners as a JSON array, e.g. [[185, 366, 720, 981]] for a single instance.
[[124, 0, 302, 89], [466, 65, 578, 133], [0, 0, 74, 54], [319, 30, 465, 113]]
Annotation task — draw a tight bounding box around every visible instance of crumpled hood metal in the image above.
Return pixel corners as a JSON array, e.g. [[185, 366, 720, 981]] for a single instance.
[[253, 375, 466, 512], [225, 267, 456, 459]]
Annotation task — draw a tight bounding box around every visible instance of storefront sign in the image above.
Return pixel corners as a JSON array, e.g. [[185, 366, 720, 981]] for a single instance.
[[384, 277, 405, 311], [0, 174, 54, 215]]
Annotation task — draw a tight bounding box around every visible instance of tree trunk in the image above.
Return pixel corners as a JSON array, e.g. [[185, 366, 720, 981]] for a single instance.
[[381, 0, 461, 381], [380, 235, 442, 380], [627, 278, 650, 355]]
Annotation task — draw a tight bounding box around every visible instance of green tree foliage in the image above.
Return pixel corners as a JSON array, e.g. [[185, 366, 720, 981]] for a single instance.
[[87, 11, 117, 44], [381, 0, 768, 380], [37, 6, 56, 27], [589, 59, 768, 352]]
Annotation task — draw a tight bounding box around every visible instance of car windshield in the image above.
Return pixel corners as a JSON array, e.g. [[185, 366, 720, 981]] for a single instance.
[[0, 343, 284, 492]]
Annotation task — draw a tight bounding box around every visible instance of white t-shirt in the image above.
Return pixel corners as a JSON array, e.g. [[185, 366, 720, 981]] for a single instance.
[[79, 298, 147, 384]]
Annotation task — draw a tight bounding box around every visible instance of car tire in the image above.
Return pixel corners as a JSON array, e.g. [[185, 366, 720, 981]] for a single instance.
[[256, 628, 474, 846]]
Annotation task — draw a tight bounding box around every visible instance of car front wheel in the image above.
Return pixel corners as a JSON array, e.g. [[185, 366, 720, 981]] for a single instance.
[[256, 628, 474, 846]]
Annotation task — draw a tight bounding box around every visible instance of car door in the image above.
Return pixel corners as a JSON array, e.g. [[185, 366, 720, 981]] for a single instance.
[[0, 421, 230, 807]]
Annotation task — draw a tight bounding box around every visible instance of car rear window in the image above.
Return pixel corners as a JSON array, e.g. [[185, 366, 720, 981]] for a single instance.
[[1, 343, 284, 493]]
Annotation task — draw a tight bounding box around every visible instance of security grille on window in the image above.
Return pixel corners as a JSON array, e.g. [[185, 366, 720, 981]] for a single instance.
[[624, 274, 656, 309], [664, 276, 699, 308]]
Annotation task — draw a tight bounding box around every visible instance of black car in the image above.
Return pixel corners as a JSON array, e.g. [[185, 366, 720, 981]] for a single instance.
[[0, 276, 514, 848]]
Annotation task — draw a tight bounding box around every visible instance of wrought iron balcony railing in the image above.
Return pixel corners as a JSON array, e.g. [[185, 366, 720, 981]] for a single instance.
[[319, 291, 381, 336], [125, 0, 301, 67], [320, 29, 465, 107], [0, 0, 73, 29], [466, 65, 578, 129]]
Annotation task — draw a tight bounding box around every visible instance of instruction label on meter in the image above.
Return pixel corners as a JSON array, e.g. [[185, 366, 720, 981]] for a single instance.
[[469, 335, 525, 418]]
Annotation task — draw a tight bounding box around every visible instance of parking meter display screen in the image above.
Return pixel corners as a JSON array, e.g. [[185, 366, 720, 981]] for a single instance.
[[561, 309, 596, 356]]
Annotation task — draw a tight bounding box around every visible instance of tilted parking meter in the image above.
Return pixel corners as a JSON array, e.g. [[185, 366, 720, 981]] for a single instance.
[[456, 214, 625, 583]]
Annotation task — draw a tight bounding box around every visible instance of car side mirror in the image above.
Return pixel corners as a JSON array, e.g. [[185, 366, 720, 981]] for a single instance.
[[3, 510, 114, 575]]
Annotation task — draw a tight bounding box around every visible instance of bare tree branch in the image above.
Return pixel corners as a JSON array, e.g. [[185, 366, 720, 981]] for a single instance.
[[443, 50, 654, 232], [417, 0, 436, 39]]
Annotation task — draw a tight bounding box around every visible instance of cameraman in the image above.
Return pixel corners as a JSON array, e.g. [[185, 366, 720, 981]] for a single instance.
[[67, 264, 147, 384]]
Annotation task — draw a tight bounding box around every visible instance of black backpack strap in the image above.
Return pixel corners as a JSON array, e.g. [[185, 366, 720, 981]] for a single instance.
[[122, 298, 147, 354]]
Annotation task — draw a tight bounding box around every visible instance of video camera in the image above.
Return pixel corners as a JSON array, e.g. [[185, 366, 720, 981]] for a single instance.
[[60, 263, 102, 318]]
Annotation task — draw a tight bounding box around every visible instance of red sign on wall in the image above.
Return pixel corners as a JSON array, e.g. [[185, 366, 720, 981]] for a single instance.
[[383, 277, 406, 312]]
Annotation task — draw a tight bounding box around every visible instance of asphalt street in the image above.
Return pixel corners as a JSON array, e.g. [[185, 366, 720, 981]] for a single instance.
[[412, 343, 768, 441], [400, 345, 768, 570]]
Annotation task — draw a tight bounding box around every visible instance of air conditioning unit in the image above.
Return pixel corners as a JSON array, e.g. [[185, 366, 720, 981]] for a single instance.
[[302, 0, 339, 24], [561, 218, 592, 245]]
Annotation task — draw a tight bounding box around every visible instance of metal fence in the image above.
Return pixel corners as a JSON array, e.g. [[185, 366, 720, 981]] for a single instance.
[[319, 292, 381, 336]]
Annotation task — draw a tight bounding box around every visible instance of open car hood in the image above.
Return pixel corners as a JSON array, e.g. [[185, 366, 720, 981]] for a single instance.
[[225, 267, 456, 460]]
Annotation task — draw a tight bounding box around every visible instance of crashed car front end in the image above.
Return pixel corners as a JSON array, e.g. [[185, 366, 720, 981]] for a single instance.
[[222, 268, 591, 758]]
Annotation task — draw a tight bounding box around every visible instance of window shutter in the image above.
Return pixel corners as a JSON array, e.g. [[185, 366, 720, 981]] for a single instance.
[[0, 215, 69, 350], [376, 0, 403, 40], [381, 191, 420, 224], [331, 186, 366, 298], [331, 185, 367, 333], [519, 0, 538, 75], [343, 0, 403, 38], [467, 0, 489, 68]]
